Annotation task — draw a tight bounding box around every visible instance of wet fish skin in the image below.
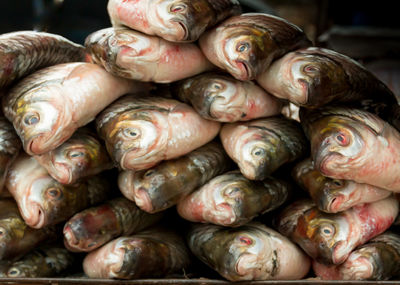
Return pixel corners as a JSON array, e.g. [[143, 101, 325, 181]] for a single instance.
[[173, 72, 282, 122], [177, 170, 290, 227], [301, 106, 400, 192], [96, 95, 220, 171], [187, 222, 310, 281], [2, 62, 150, 155], [0, 31, 86, 88], [85, 27, 213, 83], [257, 47, 398, 112], [118, 141, 232, 213], [313, 232, 400, 280], [199, 13, 311, 81], [107, 0, 241, 42], [276, 197, 398, 265], [6, 153, 111, 229], [34, 128, 113, 184], [292, 158, 392, 213], [83, 228, 190, 279], [0, 198, 57, 261], [0, 117, 21, 193], [6, 245, 74, 278], [220, 116, 308, 180], [63, 197, 163, 252]]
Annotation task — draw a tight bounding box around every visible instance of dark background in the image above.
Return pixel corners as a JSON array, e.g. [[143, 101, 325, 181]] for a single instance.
[[1, 0, 399, 44]]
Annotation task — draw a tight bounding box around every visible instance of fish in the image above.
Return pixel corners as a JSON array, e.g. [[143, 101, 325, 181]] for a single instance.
[[63, 197, 163, 252], [172, 72, 282, 122], [313, 232, 400, 280], [257, 47, 399, 116], [33, 128, 113, 184], [177, 170, 290, 227], [292, 158, 392, 213], [275, 197, 399, 265], [0, 198, 57, 261], [2, 62, 150, 155], [199, 13, 311, 81], [118, 141, 232, 213], [0, 117, 21, 193], [0, 31, 86, 89], [96, 94, 221, 171], [220, 116, 308, 180], [300, 106, 400, 192], [5, 153, 111, 229], [85, 27, 213, 83], [187, 222, 310, 281], [5, 245, 74, 278], [107, 0, 241, 42], [83, 227, 190, 279]]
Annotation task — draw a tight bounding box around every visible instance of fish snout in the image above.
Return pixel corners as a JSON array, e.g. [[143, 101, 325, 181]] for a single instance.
[[133, 187, 154, 213], [24, 202, 46, 229], [52, 162, 73, 184], [235, 252, 259, 279], [340, 254, 374, 280]]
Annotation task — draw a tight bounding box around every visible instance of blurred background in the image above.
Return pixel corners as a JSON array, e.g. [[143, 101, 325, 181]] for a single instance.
[[1, 0, 399, 96]]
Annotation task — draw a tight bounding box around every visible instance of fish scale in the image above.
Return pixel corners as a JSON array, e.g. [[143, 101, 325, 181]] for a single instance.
[[0, 31, 86, 88]]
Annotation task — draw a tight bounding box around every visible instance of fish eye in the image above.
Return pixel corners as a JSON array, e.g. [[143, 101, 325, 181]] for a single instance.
[[87, 242, 97, 248], [225, 186, 241, 197], [303, 64, 319, 73], [7, 268, 20, 277], [212, 82, 223, 90], [170, 4, 186, 13], [331, 180, 344, 187], [67, 150, 85, 159], [335, 132, 349, 146], [252, 147, 265, 157], [46, 260, 56, 269], [144, 169, 155, 177], [122, 127, 141, 139], [238, 235, 253, 246], [320, 224, 335, 238], [236, 42, 250, 53], [23, 112, 40, 125], [46, 187, 62, 200], [0, 227, 5, 236]]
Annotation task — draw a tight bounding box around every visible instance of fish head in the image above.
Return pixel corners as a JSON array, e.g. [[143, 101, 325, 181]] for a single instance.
[[149, 0, 213, 42], [296, 208, 351, 264], [213, 225, 276, 280], [104, 109, 169, 170], [236, 126, 281, 180], [11, 86, 73, 155], [319, 179, 351, 213], [217, 26, 271, 80], [46, 134, 106, 184], [309, 116, 365, 178], [209, 176, 247, 226], [86, 28, 160, 81], [339, 247, 376, 280], [0, 215, 27, 259], [21, 176, 86, 228], [284, 51, 348, 106], [63, 205, 114, 252], [204, 76, 247, 121], [131, 168, 167, 213]]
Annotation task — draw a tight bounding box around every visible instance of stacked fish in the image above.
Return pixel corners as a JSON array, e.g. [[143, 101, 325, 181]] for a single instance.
[[0, 0, 399, 282]]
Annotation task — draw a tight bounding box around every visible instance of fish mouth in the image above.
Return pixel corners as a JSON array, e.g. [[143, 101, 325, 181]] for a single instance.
[[134, 187, 154, 213], [215, 202, 237, 226], [332, 240, 350, 265], [24, 202, 46, 229], [52, 162, 73, 184], [324, 195, 345, 213], [235, 60, 252, 81], [173, 20, 189, 41], [235, 253, 258, 279], [24, 136, 40, 156], [63, 225, 82, 252], [340, 255, 373, 280]]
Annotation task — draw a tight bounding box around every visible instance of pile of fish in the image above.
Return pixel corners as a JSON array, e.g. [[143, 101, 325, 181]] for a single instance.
[[0, 0, 400, 282]]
